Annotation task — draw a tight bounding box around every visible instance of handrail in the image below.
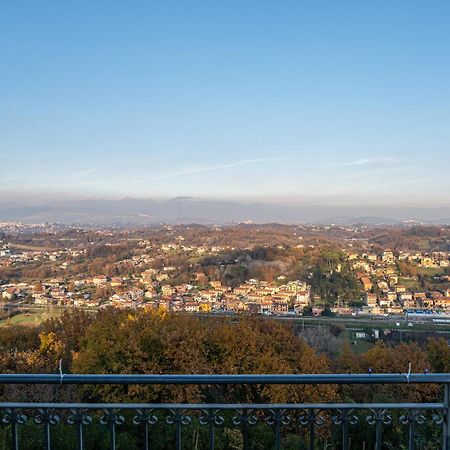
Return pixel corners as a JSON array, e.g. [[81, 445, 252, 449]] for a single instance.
[[0, 402, 445, 410], [0, 373, 447, 384]]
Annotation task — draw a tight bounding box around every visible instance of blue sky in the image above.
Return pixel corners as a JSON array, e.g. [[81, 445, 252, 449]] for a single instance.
[[1, 1, 449, 206]]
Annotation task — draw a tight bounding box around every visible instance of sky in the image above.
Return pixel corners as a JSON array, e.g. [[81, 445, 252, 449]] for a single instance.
[[1, 1, 450, 207]]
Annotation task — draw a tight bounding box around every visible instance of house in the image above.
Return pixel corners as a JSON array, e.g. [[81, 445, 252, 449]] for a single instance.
[[272, 300, 289, 314], [402, 298, 416, 309], [184, 302, 200, 313], [141, 269, 157, 282], [161, 285, 176, 296], [360, 277, 373, 291], [247, 302, 262, 314], [419, 257, 438, 268], [2, 287, 16, 300], [387, 305, 404, 314], [399, 292, 413, 302], [382, 251, 395, 263], [365, 293, 378, 306], [34, 295, 50, 305], [260, 300, 274, 315], [413, 292, 428, 307], [388, 275, 399, 286], [434, 297, 450, 309], [110, 277, 123, 287], [386, 291, 397, 302], [156, 274, 169, 282], [295, 291, 310, 306], [124, 288, 144, 301], [93, 275, 108, 286], [145, 289, 157, 299]]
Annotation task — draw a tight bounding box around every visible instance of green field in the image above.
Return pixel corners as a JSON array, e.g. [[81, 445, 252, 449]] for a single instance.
[[0, 310, 63, 327], [343, 333, 375, 354], [398, 277, 419, 289]]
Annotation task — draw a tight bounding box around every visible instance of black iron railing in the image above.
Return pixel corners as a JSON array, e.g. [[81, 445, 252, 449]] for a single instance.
[[0, 373, 449, 450]]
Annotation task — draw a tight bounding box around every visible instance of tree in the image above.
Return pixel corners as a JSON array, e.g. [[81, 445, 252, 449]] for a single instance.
[[321, 307, 335, 317], [426, 338, 450, 373]]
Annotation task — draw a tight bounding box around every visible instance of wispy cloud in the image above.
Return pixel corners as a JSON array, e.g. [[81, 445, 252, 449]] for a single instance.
[[73, 169, 97, 178], [140, 158, 287, 182], [340, 156, 398, 167]]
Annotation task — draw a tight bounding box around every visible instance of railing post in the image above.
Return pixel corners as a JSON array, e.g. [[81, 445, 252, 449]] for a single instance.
[[11, 421, 19, 450], [232, 409, 256, 450], [273, 413, 282, 450], [44, 421, 51, 450], [444, 384, 450, 450], [166, 409, 191, 450], [67, 409, 92, 450], [300, 409, 325, 450], [132, 409, 158, 450], [266, 409, 288, 450], [408, 417, 416, 450], [142, 421, 149, 450], [342, 413, 349, 450], [200, 409, 224, 450], [309, 415, 315, 450], [375, 420, 382, 450], [2, 409, 26, 450], [366, 409, 391, 450], [109, 420, 116, 450], [76, 421, 84, 450], [100, 410, 124, 450], [332, 409, 357, 450], [242, 409, 249, 450], [34, 409, 59, 450]]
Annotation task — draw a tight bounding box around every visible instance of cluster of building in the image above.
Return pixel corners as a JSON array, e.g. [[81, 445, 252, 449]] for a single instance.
[[0, 222, 56, 233], [0, 272, 311, 315], [348, 250, 450, 314], [0, 245, 85, 268], [141, 277, 310, 315], [1, 230, 450, 317]]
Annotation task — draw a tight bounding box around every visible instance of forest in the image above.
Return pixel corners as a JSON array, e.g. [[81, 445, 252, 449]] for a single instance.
[[0, 309, 449, 449]]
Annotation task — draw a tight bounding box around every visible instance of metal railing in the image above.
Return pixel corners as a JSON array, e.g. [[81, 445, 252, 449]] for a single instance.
[[0, 373, 449, 450]]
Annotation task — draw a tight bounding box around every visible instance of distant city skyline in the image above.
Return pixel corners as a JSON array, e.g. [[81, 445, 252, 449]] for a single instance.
[[1, 1, 450, 207]]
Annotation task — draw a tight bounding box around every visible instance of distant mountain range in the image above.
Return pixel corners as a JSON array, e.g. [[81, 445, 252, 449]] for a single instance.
[[0, 198, 449, 226]]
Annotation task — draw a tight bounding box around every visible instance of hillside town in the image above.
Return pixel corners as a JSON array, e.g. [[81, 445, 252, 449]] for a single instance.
[[1, 224, 450, 318]]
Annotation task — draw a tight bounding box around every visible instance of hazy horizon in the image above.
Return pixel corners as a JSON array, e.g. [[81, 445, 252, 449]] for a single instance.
[[2, 196, 450, 226], [2, 193, 450, 209]]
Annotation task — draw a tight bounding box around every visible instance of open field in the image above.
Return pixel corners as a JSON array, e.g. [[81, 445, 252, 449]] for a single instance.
[[285, 314, 450, 332], [9, 243, 58, 252], [0, 309, 63, 327], [4, 306, 450, 337]]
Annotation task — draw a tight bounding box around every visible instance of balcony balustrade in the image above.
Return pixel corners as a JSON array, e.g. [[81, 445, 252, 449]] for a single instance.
[[0, 373, 449, 450]]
